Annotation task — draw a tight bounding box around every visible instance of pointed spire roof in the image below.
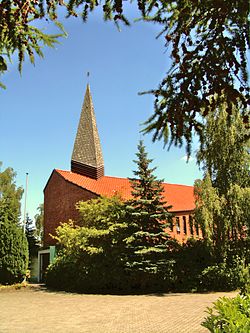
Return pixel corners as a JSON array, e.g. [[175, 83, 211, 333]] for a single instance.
[[71, 84, 104, 179]]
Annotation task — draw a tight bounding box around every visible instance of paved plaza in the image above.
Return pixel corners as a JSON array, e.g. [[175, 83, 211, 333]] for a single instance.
[[0, 285, 237, 333]]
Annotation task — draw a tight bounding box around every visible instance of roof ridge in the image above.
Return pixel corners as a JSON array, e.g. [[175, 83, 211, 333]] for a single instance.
[[163, 182, 194, 188], [50, 169, 195, 212], [56, 169, 194, 188]]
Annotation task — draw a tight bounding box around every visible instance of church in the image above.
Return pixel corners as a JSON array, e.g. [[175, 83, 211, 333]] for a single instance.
[[38, 84, 201, 281]]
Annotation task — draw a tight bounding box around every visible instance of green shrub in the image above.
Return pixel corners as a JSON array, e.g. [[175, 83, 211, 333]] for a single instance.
[[226, 239, 250, 265], [173, 239, 213, 291], [46, 252, 130, 293], [46, 230, 249, 293], [239, 265, 250, 296], [202, 294, 250, 332], [200, 258, 247, 291]]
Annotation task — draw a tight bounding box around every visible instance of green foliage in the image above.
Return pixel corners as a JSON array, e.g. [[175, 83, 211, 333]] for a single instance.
[[46, 196, 129, 292], [226, 185, 250, 240], [194, 107, 250, 255], [125, 140, 172, 280], [0, 217, 28, 284], [0, 163, 23, 223], [172, 239, 213, 291], [0, 0, 66, 88], [76, 195, 126, 229], [172, 239, 250, 292], [194, 175, 225, 252], [0, 163, 29, 284], [141, 1, 249, 152], [34, 204, 44, 246], [202, 294, 250, 333], [127, 140, 172, 246], [200, 261, 247, 292], [197, 105, 250, 195], [46, 218, 248, 293], [195, 176, 250, 257], [240, 266, 250, 296]]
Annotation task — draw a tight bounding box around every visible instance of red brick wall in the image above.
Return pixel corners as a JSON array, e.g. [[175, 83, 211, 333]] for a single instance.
[[167, 212, 202, 242], [44, 170, 98, 246]]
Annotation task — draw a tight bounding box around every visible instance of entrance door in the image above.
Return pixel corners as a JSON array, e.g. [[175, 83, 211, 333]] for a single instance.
[[40, 252, 50, 282]]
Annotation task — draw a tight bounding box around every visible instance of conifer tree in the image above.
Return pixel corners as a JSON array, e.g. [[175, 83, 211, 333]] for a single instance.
[[0, 213, 28, 284], [0, 164, 28, 284], [125, 141, 172, 277]]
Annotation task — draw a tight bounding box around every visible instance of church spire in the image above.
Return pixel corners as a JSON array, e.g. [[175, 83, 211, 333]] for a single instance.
[[71, 84, 104, 179]]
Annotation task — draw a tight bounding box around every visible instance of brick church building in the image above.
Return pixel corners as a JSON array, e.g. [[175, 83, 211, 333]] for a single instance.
[[39, 84, 200, 281]]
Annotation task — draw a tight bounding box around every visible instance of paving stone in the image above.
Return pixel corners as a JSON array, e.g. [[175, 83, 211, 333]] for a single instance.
[[0, 286, 237, 333]]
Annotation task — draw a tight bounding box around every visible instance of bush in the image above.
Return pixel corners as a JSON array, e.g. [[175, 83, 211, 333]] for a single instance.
[[200, 257, 247, 291], [239, 265, 250, 296], [226, 239, 250, 265], [173, 239, 213, 291], [46, 252, 129, 293], [202, 294, 250, 332], [46, 231, 249, 294], [0, 219, 29, 284], [46, 256, 81, 292]]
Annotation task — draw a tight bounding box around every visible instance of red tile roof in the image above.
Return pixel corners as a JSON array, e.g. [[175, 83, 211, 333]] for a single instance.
[[56, 169, 195, 212]]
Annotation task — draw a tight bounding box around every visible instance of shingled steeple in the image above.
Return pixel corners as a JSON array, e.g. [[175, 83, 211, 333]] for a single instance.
[[71, 84, 104, 179]]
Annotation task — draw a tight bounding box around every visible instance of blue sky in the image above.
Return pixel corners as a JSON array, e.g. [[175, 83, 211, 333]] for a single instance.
[[0, 5, 202, 221]]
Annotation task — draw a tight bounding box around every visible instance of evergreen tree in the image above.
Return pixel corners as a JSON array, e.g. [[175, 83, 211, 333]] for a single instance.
[[0, 213, 28, 284], [125, 141, 172, 279], [0, 164, 28, 284]]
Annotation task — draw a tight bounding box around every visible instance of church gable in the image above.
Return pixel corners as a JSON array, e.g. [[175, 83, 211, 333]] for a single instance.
[[44, 170, 98, 246]]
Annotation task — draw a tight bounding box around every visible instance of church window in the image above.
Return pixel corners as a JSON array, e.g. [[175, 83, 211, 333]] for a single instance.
[[183, 216, 187, 234], [176, 217, 180, 234]]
